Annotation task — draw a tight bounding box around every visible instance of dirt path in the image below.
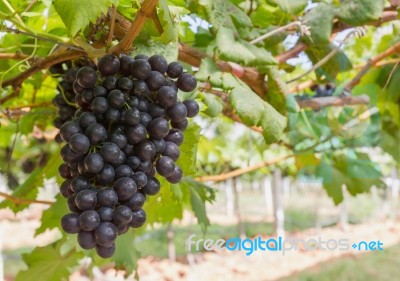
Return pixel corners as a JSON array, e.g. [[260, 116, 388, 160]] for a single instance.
[[133, 221, 400, 281]]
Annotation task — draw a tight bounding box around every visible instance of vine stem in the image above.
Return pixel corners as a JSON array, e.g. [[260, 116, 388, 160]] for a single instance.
[[286, 27, 368, 84], [195, 155, 293, 182], [108, 0, 158, 54], [250, 21, 310, 45], [346, 41, 400, 89], [0, 191, 54, 205]]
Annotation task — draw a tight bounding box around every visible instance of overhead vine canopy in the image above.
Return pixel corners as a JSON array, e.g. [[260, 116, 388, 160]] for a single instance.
[[0, 0, 399, 279]]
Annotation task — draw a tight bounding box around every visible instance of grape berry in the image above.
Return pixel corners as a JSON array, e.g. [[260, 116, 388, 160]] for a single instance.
[[57, 54, 198, 258]]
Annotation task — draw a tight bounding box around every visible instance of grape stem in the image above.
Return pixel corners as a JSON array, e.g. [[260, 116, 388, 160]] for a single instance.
[[250, 21, 310, 45], [0, 191, 54, 205], [108, 0, 158, 54]]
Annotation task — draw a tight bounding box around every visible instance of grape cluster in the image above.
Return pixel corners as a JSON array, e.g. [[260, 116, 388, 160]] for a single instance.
[[58, 54, 199, 258], [52, 60, 95, 143]]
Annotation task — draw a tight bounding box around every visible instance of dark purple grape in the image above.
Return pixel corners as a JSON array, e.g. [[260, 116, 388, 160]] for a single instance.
[[183, 100, 199, 117], [119, 56, 134, 76], [162, 141, 180, 161], [130, 59, 151, 80], [67, 195, 81, 213], [139, 112, 152, 127], [102, 76, 117, 91], [137, 160, 152, 173], [96, 243, 115, 258], [129, 209, 146, 228], [138, 98, 149, 112], [134, 141, 156, 161], [107, 89, 126, 109], [61, 213, 80, 234], [79, 112, 97, 128], [148, 54, 168, 73], [165, 129, 184, 146], [84, 153, 104, 173], [124, 108, 140, 125], [75, 189, 97, 210], [73, 80, 84, 94], [157, 86, 177, 108], [85, 123, 107, 145], [134, 54, 148, 60], [115, 165, 133, 178], [147, 118, 169, 139], [118, 77, 133, 92], [177, 73, 197, 92], [147, 103, 166, 118], [98, 207, 114, 222], [60, 121, 82, 142], [166, 62, 183, 78], [93, 85, 107, 97], [94, 222, 118, 247], [145, 71, 165, 91], [82, 89, 94, 103], [156, 156, 175, 177], [113, 205, 133, 225], [110, 132, 128, 149], [91, 97, 109, 114], [143, 176, 160, 195], [98, 54, 120, 76], [132, 172, 147, 188], [126, 156, 141, 170], [126, 192, 146, 211], [59, 163, 72, 179], [166, 166, 183, 184], [167, 102, 187, 122], [100, 142, 121, 163], [70, 176, 91, 193], [105, 107, 121, 123], [78, 231, 97, 249], [60, 180, 74, 198], [97, 188, 118, 208], [79, 210, 100, 231], [126, 124, 147, 144], [113, 177, 138, 201], [96, 164, 116, 185], [60, 144, 83, 164], [76, 66, 97, 88], [69, 133, 90, 154], [150, 138, 166, 153], [131, 80, 150, 97], [171, 118, 188, 130]]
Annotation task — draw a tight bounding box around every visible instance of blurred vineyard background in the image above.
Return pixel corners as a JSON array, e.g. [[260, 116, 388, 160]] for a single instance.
[[0, 0, 400, 280]]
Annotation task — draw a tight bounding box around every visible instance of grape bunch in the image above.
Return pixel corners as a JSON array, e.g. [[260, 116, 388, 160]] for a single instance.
[[58, 54, 199, 258]]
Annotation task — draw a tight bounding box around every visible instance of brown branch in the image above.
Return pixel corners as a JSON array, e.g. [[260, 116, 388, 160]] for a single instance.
[[109, 0, 158, 54], [151, 10, 164, 34], [0, 49, 85, 98], [0, 191, 54, 205], [195, 154, 293, 182], [107, 5, 117, 47], [347, 41, 400, 89], [297, 95, 370, 110], [276, 42, 308, 64], [0, 53, 30, 60]]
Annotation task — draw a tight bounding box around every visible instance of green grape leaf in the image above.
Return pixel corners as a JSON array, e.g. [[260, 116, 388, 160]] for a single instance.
[[176, 121, 201, 176], [269, 0, 308, 14], [200, 92, 224, 117], [15, 240, 83, 281], [113, 231, 141, 276], [266, 66, 289, 115], [317, 152, 385, 205], [53, 0, 119, 36], [228, 75, 287, 143], [216, 27, 277, 67], [0, 149, 62, 213], [155, 0, 177, 43], [181, 179, 215, 232], [303, 3, 335, 45], [35, 194, 68, 236], [306, 44, 353, 80], [337, 0, 385, 25]]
